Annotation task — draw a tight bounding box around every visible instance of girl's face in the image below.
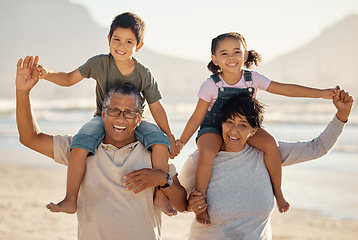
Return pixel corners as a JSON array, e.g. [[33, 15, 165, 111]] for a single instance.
[[222, 113, 257, 152], [211, 38, 248, 75]]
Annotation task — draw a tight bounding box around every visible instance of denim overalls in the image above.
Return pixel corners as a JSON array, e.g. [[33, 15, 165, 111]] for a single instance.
[[196, 70, 255, 140]]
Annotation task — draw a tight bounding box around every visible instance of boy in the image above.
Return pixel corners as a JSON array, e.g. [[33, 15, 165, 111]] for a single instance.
[[32, 12, 179, 215]]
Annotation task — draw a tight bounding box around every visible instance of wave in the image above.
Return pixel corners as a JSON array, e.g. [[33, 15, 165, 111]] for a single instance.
[[1, 98, 358, 125], [0, 98, 96, 115]]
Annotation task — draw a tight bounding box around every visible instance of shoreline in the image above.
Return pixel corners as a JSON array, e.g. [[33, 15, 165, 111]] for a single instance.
[[1, 165, 357, 239]]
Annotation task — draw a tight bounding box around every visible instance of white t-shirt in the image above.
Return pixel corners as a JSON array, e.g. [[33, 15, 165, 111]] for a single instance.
[[198, 71, 271, 110], [53, 137, 177, 240]]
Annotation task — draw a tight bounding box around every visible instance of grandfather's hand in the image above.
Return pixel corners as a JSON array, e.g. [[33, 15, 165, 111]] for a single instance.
[[333, 87, 354, 123], [123, 168, 167, 194], [187, 190, 207, 214], [16, 56, 40, 92]]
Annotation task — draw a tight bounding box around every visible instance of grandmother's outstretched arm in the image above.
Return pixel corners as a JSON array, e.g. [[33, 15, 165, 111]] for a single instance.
[[279, 88, 354, 166]]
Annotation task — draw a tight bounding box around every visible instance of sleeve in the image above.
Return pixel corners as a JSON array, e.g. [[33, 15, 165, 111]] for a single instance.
[[279, 116, 345, 167], [178, 150, 199, 196], [197, 78, 216, 103], [141, 69, 162, 104], [78, 55, 102, 79], [53, 135, 75, 166], [251, 71, 271, 91], [169, 160, 178, 177]]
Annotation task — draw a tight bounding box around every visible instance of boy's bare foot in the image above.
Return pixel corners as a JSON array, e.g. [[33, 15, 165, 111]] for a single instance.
[[154, 190, 177, 216], [276, 195, 290, 213], [196, 210, 211, 225], [46, 197, 77, 214]]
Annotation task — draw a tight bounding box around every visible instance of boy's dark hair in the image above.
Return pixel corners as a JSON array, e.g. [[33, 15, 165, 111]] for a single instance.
[[221, 93, 265, 129], [103, 83, 145, 114], [208, 32, 262, 75], [109, 12, 146, 45]]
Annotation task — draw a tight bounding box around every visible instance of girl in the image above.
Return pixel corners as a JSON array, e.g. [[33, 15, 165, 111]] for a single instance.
[[176, 32, 335, 225]]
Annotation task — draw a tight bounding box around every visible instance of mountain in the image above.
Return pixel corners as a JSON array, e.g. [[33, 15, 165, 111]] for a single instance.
[[0, 0, 208, 102], [257, 14, 358, 101], [1, 0, 357, 105]]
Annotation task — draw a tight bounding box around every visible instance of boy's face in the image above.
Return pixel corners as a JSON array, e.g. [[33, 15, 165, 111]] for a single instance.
[[108, 28, 144, 63]]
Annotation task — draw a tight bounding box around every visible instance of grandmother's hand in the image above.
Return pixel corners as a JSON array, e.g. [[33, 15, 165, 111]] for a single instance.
[[333, 87, 354, 123], [187, 191, 207, 214]]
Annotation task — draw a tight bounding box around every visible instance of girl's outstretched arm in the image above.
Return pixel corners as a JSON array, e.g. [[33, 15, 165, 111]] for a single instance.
[[266, 80, 335, 99], [178, 98, 210, 147]]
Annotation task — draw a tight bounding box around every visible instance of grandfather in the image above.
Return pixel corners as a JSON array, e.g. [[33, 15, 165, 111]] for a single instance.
[[15, 57, 187, 240]]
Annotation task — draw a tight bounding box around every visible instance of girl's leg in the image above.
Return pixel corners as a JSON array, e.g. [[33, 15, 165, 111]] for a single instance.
[[195, 133, 223, 225], [46, 148, 88, 214], [247, 128, 290, 213]]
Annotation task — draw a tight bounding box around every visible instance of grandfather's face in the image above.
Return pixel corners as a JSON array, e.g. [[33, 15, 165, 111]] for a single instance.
[[101, 93, 142, 148]]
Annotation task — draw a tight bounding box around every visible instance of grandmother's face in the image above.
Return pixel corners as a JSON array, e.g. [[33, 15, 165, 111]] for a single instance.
[[222, 113, 257, 152]]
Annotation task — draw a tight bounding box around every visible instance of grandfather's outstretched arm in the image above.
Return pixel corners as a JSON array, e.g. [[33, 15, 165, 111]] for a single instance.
[[16, 56, 54, 159]]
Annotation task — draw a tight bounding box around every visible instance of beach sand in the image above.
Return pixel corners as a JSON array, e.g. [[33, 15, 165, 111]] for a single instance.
[[1, 165, 357, 240]]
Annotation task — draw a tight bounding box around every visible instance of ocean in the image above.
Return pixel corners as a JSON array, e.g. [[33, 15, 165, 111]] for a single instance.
[[1, 98, 357, 220]]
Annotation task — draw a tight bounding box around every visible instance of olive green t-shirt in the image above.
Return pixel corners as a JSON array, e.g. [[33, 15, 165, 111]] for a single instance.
[[79, 54, 162, 116]]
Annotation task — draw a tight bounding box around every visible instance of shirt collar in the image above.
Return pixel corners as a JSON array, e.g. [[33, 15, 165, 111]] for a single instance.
[[100, 141, 139, 151]]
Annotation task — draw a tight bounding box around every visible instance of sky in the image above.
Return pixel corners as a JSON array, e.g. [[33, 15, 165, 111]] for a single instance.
[[64, 0, 357, 62]]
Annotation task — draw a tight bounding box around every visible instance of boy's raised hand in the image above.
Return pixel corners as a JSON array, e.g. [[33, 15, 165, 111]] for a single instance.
[[32, 64, 48, 80], [16, 56, 40, 92], [30, 56, 48, 80]]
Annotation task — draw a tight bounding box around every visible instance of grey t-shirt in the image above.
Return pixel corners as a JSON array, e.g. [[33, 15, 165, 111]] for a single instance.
[[79, 54, 162, 116], [180, 115, 345, 240]]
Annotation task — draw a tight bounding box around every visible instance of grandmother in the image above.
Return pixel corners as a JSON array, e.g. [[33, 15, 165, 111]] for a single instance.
[[180, 91, 353, 240]]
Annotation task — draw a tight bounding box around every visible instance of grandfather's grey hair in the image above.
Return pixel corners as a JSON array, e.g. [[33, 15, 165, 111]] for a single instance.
[[102, 83, 144, 114]]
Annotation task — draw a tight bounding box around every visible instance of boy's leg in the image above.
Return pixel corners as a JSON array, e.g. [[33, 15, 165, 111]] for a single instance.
[[195, 133, 223, 225], [46, 148, 88, 214], [135, 120, 176, 216], [151, 144, 177, 216], [47, 117, 104, 214], [247, 128, 290, 213]]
